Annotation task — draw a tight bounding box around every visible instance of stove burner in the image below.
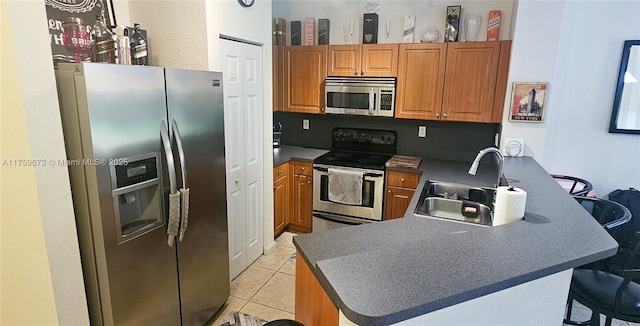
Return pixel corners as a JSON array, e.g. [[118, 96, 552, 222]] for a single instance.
[[324, 157, 340, 161], [357, 158, 384, 164]]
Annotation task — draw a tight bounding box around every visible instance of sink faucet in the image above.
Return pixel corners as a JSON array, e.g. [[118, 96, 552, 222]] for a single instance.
[[468, 147, 505, 188]]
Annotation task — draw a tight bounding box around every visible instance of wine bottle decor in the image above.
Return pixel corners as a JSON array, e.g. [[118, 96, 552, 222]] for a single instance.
[[90, 15, 116, 63], [363, 3, 380, 44], [129, 23, 148, 65], [487, 10, 501, 41], [291, 21, 302, 46], [445, 5, 461, 42]]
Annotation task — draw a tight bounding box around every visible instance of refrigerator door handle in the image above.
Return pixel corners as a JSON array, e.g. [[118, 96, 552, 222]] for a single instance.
[[171, 119, 188, 189], [161, 121, 180, 247], [171, 119, 190, 242]]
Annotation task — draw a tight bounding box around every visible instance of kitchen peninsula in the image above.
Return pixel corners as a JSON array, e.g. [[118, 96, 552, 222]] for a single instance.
[[288, 152, 618, 325]]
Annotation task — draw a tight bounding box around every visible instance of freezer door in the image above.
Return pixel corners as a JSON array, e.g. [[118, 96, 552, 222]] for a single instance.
[[165, 69, 230, 324], [63, 63, 181, 325]]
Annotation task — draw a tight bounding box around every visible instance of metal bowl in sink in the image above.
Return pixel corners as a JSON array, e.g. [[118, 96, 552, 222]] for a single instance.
[[414, 180, 495, 226]]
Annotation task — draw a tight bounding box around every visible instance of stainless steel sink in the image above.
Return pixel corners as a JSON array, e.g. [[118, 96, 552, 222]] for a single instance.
[[414, 180, 495, 226]]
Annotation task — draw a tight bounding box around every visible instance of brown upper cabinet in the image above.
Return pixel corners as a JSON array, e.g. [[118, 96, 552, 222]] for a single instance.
[[273, 46, 284, 112], [395, 43, 447, 120], [395, 41, 511, 123], [283, 45, 327, 114], [442, 41, 510, 123], [328, 44, 398, 77]]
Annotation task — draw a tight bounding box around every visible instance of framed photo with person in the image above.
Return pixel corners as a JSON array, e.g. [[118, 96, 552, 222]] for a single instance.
[[509, 82, 549, 122]]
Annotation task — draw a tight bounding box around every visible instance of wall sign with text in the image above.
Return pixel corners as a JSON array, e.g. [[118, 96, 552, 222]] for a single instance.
[[509, 82, 549, 123]]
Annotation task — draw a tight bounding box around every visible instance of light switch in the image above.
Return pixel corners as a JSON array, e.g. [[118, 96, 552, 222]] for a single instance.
[[303, 119, 309, 130], [418, 126, 426, 138]]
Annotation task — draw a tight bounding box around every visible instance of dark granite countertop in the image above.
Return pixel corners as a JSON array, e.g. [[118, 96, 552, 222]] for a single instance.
[[273, 145, 329, 166], [293, 156, 618, 325]]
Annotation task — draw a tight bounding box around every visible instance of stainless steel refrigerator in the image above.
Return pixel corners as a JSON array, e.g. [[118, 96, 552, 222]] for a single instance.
[[56, 63, 229, 325]]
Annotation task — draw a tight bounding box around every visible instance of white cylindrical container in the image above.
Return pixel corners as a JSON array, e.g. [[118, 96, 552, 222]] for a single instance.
[[493, 186, 527, 226], [115, 25, 130, 65]]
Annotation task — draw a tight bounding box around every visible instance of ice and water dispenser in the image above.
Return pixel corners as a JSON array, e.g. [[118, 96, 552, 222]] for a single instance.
[[110, 152, 165, 244]]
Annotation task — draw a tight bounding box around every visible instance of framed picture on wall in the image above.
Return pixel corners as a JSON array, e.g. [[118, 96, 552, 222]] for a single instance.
[[45, 0, 116, 67], [509, 82, 549, 122]]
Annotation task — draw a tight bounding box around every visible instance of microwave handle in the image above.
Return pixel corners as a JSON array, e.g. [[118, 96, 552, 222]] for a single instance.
[[368, 87, 375, 116]]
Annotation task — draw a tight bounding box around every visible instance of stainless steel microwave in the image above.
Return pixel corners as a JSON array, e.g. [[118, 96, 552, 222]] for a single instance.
[[324, 77, 396, 117]]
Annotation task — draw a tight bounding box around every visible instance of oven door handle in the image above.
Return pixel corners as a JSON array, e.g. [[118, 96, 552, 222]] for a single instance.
[[313, 212, 365, 226], [313, 166, 382, 178]]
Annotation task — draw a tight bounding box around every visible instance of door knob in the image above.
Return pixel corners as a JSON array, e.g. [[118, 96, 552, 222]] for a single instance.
[[235, 179, 240, 184]]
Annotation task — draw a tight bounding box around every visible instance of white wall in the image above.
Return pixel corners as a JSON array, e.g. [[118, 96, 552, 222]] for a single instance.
[[273, 0, 516, 44], [2, 1, 89, 325], [503, 0, 640, 196]]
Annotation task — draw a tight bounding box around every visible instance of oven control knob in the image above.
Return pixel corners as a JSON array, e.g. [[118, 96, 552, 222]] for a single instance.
[[386, 136, 392, 142]]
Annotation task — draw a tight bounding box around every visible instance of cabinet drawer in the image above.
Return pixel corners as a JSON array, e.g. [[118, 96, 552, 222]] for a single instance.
[[294, 161, 313, 176], [386, 171, 420, 189], [274, 162, 289, 180]]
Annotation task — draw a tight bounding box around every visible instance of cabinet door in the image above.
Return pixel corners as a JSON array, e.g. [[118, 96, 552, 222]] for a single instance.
[[361, 44, 399, 77], [395, 43, 446, 120], [284, 46, 327, 113], [384, 186, 416, 220], [442, 42, 500, 122], [272, 46, 284, 111], [295, 250, 339, 325], [274, 175, 288, 236], [292, 174, 313, 231], [328, 45, 361, 77]]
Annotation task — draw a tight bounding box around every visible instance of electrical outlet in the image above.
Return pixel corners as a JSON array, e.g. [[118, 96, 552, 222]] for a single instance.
[[418, 126, 426, 138], [303, 119, 309, 130]]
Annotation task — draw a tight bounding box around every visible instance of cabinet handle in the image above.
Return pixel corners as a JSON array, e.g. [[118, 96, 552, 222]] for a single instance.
[[388, 190, 392, 193], [401, 178, 405, 182], [277, 170, 282, 175], [308, 180, 311, 184], [235, 179, 240, 184], [443, 113, 447, 118], [274, 186, 276, 190], [355, 69, 359, 75], [301, 167, 305, 170], [361, 70, 366, 76], [435, 113, 440, 118]]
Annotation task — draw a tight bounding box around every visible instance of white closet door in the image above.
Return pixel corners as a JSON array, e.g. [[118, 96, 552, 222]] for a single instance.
[[242, 44, 264, 264], [221, 39, 263, 280]]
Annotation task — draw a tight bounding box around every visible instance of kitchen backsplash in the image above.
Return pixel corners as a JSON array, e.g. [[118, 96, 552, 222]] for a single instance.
[[274, 112, 500, 162]]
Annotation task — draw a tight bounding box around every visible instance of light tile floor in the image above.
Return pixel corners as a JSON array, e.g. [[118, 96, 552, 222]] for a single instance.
[[210, 231, 640, 326], [210, 232, 297, 325]]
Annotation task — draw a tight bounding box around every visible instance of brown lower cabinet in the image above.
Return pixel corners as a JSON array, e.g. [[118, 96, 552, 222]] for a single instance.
[[384, 171, 421, 220], [273, 161, 313, 236], [273, 162, 290, 237], [289, 161, 313, 233], [295, 250, 339, 325]]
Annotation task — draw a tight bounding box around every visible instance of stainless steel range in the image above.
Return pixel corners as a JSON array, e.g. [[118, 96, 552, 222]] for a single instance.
[[313, 128, 396, 231]]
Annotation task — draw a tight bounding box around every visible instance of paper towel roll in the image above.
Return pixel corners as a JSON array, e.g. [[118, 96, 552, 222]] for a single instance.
[[493, 186, 527, 226]]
